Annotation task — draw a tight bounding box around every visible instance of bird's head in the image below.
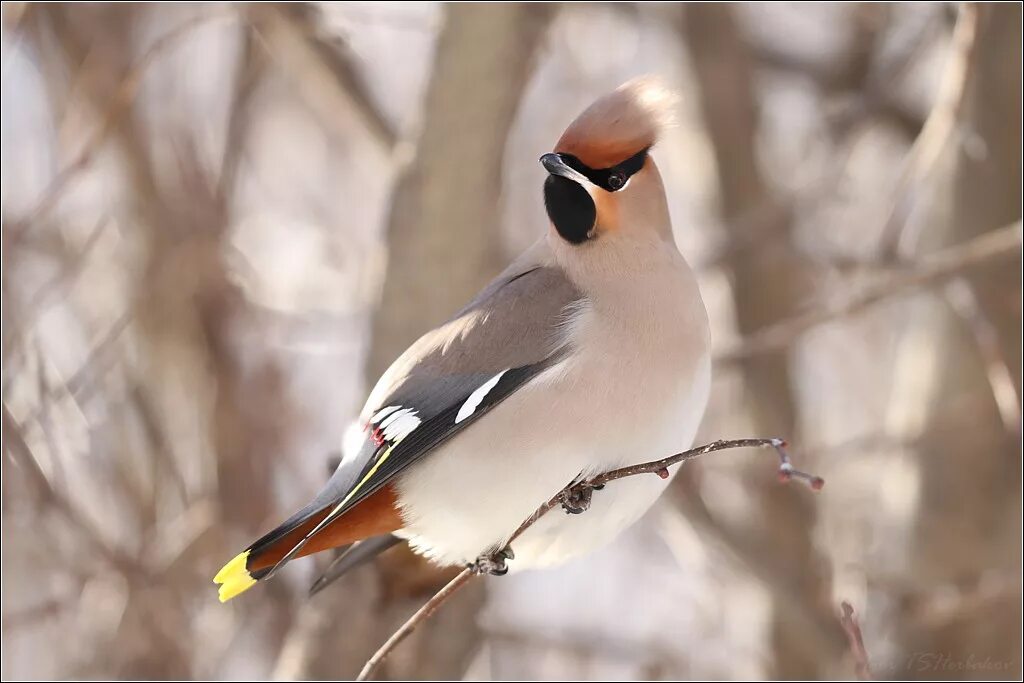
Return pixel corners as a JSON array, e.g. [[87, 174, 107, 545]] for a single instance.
[[541, 77, 677, 246]]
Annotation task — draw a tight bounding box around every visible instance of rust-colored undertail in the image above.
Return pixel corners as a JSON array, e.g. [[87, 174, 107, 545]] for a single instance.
[[214, 484, 402, 601]]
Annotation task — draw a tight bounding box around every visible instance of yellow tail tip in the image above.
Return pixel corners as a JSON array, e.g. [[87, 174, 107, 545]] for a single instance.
[[214, 551, 257, 602]]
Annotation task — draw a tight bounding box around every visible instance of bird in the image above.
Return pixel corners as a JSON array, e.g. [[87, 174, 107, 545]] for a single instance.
[[214, 77, 712, 602]]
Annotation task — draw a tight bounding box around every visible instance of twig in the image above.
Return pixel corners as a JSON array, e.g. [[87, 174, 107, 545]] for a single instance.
[[356, 438, 823, 680], [265, 4, 397, 148], [22, 215, 111, 319], [253, 5, 397, 151], [943, 279, 1022, 437], [875, 3, 982, 260], [356, 567, 475, 681], [217, 13, 265, 201], [718, 221, 1023, 364], [2, 402, 147, 579], [20, 310, 134, 426], [589, 438, 823, 490], [839, 601, 873, 680]]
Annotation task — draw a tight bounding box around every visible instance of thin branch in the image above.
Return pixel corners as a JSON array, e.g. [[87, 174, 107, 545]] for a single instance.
[[217, 13, 265, 201], [266, 4, 397, 149], [718, 221, 1023, 365], [253, 4, 397, 152], [357, 567, 476, 681], [356, 438, 823, 681], [2, 402, 147, 579], [19, 310, 134, 426], [589, 438, 823, 490], [875, 3, 982, 260], [942, 279, 1022, 437], [22, 215, 111, 321], [839, 601, 873, 680]]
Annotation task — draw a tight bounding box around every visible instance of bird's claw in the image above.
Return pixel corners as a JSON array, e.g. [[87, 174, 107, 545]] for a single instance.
[[560, 481, 604, 514], [469, 546, 514, 576]]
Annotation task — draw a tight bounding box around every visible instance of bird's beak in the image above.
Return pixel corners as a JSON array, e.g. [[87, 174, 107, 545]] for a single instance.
[[540, 153, 589, 185]]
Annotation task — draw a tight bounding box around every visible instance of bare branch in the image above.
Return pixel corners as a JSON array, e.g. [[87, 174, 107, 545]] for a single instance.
[[60, 311, 133, 407], [718, 221, 1023, 364], [588, 438, 823, 490], [943, 279, 1022, 436], [217, 15, 266, 201], [839, 601, 873, 680], [2, 402, 148, 579], [253, 4, 398, 151], [875, 3, 983, 260], [356, 438, 823, 680], [18, 215, 111, 328], [357, 567, 476, 681], [265, 3, 397, 149]]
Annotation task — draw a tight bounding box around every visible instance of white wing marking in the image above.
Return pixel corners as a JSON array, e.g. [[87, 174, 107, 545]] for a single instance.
[[372, 405, 401, 423], [455, 370, 509, 424], [382, 410, 421, 441]]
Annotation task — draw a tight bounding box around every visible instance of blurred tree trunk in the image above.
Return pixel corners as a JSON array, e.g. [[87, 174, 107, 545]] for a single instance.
[[365, 6, 552, 380], [284, 5, 554, 680], [896, 5, 1022, 679], [680, 5, 847, 678]]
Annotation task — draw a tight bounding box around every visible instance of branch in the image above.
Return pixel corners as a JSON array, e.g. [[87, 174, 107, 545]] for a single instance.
[[254, 4, 398, 151], [357, 567, 476, 681], [356, 438, 823, 681], [2, 402, 147, 580], [264, 4, 397, 149], [943, 279, 1022, 436], [875, 3, 982, 260], [717, 221, 1023, 365], [589, 438, 823, 490], [839, 601, 873, 680]]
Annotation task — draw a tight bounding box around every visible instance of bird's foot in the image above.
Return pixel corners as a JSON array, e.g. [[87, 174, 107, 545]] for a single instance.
[[469, 546, 514, 576], [560, 481, 605, 514]]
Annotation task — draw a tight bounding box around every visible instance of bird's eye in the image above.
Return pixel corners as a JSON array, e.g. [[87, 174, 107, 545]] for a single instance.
[[607, 172, 626, 191]]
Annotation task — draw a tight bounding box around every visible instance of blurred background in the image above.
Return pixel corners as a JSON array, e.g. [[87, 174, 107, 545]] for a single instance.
[[2, 2, 1020, 680]]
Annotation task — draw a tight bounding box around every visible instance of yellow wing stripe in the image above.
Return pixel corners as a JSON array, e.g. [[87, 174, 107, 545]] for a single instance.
[[306, 440, 399, 538]]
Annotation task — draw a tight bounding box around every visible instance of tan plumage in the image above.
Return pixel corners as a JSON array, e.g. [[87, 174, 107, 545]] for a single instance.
[[214, 77, 710, 601], [556, 77, 678, 169]]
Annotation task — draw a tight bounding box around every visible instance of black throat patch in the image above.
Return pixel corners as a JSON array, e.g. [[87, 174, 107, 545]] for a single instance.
[[544, 174, 596, 244]]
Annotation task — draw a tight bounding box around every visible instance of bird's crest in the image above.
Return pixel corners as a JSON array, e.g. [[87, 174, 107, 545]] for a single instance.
[[555, 77, 678, 169]]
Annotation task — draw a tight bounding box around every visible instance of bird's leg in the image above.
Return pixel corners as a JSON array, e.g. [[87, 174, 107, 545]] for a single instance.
[[560, 481, 605, 514], [469, 546, 515, 576]]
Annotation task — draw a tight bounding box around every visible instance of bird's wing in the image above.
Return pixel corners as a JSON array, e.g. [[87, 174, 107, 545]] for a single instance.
[[256, 242, 582, 573]]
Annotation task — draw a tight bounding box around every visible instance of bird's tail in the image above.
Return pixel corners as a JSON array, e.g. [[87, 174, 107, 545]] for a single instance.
[[213, 484, 401, 602], [214, 506, 334, 602]]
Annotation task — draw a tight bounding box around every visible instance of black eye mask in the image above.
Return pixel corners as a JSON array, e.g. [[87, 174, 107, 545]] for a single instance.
[[542, 147, 649, 244], [559, 147, 649, 193]]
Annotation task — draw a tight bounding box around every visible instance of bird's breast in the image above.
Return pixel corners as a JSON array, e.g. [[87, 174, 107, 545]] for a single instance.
[[395, 258, 712, 567], [559, 273, 711, 463]]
